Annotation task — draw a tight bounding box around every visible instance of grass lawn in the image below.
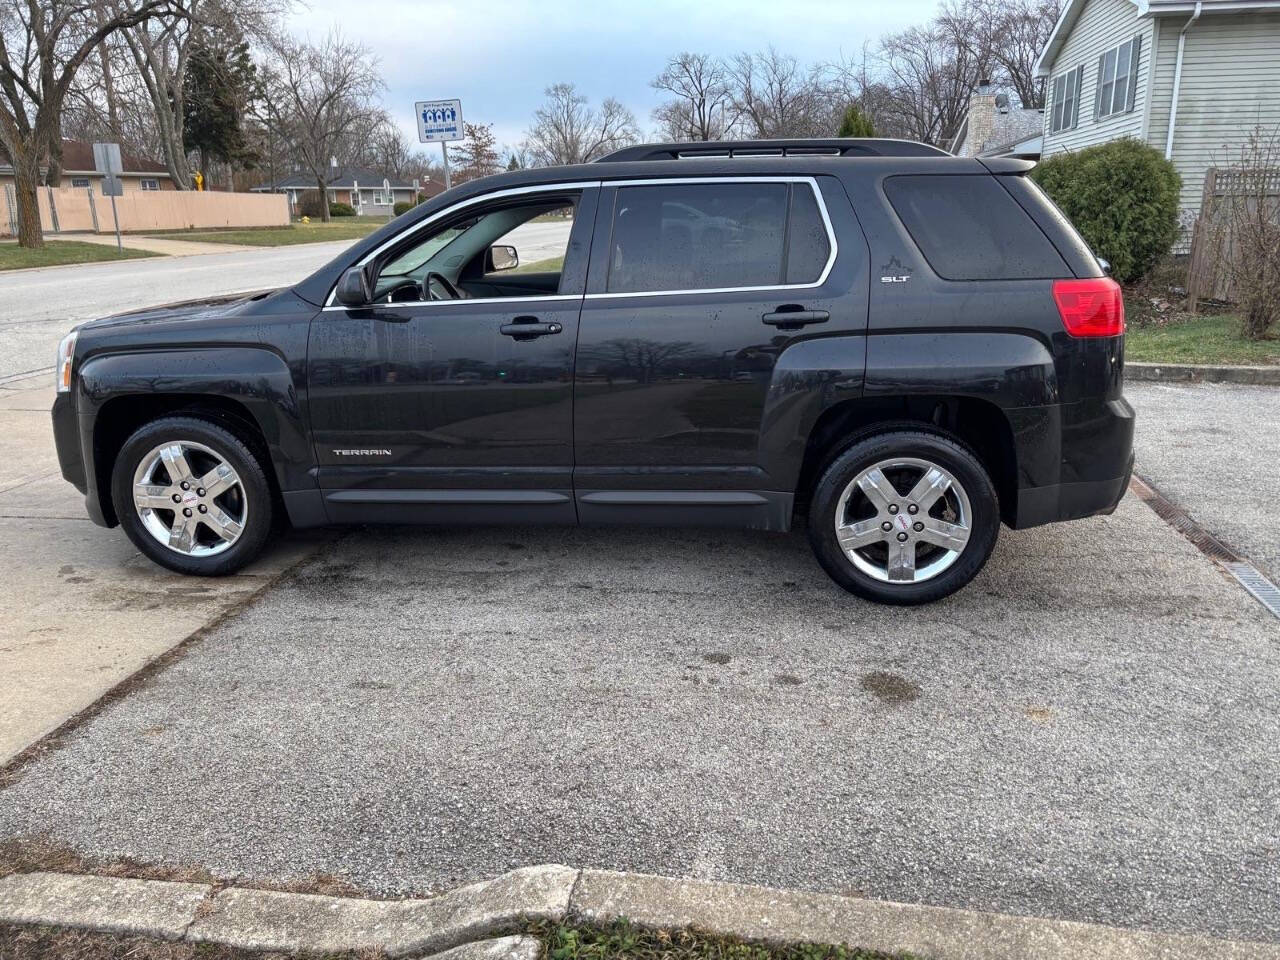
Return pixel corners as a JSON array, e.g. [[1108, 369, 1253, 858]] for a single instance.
[[509, 255, 565, 275], [1126, 313, 1280, 366], [0, 239, 157, 271], [144, 219, 387, 246]]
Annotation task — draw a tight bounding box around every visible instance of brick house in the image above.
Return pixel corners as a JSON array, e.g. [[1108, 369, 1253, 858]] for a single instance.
[[0, 139, 174, 195]]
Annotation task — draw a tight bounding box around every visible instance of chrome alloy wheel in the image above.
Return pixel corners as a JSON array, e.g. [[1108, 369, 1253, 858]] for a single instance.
[[833, 456, 972, 584], [132, 441, 247, 557]]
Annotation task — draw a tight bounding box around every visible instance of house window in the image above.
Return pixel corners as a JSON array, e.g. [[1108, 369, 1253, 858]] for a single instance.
[[70, 177, 90, 188], [140, 178, 160, 191], [1096, 36, 1141, 119], [1049, 66, 1082, 134]]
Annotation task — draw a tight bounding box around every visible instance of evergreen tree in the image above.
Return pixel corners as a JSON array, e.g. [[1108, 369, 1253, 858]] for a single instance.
[[183, 33, 261, 181], [837, 105, 876, 138]]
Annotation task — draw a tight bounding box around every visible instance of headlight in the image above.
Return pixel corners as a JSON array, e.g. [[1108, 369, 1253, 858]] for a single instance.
[[56, 330, 78, 393]]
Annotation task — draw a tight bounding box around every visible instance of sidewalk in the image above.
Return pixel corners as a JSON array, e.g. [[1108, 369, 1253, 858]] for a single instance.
[[55, 232, 258, 255], [0, 377, 327, 764]]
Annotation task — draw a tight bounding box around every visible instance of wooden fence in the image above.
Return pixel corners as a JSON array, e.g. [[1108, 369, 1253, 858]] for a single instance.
[[1186, 166, 1280, 306], [0, 185, 289, 236]]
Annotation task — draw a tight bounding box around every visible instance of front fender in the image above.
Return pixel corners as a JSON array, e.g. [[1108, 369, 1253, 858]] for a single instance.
[[76, 346, 312, 503]]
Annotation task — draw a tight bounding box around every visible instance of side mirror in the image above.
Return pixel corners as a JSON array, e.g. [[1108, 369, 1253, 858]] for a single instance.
[[335, 266, 372, 307], [1096, 256, 1111, 275], [486, 244, 519, 272]]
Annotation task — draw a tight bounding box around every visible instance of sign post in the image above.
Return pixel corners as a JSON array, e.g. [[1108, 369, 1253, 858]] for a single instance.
[[92, 143, 124, 253], [415, 99, 463, 191]]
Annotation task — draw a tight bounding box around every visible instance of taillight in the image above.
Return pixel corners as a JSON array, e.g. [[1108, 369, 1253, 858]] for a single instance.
[[1052, 278, 1124, 337]]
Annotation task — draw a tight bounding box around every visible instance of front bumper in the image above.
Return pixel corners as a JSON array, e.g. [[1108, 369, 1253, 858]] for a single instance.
[[52, 391, 111, 528]]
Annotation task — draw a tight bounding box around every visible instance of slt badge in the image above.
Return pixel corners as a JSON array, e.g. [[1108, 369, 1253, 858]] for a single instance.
[[880, 256, 913, 284]]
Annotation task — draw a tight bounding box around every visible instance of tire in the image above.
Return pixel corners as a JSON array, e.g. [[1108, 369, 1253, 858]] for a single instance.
[[807, 429, 999, 605], [111, 415, 275, 576]]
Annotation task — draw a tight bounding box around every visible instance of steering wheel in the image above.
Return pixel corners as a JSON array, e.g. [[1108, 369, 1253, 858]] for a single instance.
[[380, 277, 421, 303], [425, 271, 463, 301]]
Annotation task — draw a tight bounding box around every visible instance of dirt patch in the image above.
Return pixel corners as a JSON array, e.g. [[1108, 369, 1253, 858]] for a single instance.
[[0, 924, 383, 959], [0, 836, 366, 900]]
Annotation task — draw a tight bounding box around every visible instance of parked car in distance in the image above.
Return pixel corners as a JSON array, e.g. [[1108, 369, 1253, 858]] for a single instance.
[[52, 138, 1133, 604]]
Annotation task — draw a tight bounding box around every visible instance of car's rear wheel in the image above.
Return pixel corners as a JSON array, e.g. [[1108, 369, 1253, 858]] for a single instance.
[[111, 416, 274, 576], [807, 430, 999, 604]]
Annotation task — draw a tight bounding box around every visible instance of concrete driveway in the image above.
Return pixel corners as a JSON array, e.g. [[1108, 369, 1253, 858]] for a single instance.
[[1128, 381, 1280, 582], [0, 449, 1276, 946]]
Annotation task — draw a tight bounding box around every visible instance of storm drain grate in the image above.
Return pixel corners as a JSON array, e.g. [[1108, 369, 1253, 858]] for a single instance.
[[1130, 474, 1280, 622], [1225, 563, 1280, 620]]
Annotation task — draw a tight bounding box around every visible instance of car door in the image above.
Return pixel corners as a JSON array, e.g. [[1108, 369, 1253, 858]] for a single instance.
[[307, 184, 599, 525], [572, 175, 865, 528]]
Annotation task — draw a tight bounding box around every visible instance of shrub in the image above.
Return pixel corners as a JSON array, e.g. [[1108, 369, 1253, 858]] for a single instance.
[[393, 200, 414, 216], [329, 201, 356, 217], [1031, 138, 1181, 283]]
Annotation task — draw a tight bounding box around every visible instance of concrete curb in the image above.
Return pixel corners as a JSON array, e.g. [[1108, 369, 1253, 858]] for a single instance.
[[1127, 362, 1280, 385], [2, 866, 1278, 960]]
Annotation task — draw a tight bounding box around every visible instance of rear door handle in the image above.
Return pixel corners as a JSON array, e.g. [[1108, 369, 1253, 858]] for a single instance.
[[762, 309, 829, 328], [500, 316, 563, 340]]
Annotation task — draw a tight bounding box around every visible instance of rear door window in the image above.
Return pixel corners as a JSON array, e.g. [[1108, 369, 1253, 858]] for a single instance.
[[606, 181, 829, 293], [883, 174, 1069, 281]]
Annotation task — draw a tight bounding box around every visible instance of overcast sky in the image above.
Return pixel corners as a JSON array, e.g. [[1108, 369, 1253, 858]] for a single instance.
[[287, 0, 942, 155]]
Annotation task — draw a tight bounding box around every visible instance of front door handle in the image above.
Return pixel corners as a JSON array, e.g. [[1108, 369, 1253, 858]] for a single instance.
[[762, 308, 829, 329], [500, 316, 563, 340]]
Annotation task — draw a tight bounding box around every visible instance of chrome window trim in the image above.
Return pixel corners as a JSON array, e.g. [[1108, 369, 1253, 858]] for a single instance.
[[322, 174, 838, 309], [587, 175, 837, 299]]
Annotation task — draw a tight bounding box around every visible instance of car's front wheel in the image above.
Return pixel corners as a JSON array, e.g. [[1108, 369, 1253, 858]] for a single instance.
[[111, 416, 274, 576], [807, 430, 1000, 605]]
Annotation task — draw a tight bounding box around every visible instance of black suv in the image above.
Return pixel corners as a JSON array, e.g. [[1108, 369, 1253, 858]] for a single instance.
[[51, 139, 1133, 604]]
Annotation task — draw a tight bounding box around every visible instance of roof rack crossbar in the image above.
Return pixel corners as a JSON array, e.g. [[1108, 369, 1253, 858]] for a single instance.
[[597, 138, 949, 162]]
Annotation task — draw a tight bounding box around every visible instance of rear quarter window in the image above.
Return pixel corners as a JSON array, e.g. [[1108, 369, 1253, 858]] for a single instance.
[[883, 174, 1069, 281]]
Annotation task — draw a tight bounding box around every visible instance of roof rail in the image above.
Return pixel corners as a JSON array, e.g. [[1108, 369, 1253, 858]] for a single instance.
[[595, 138, 950, 162]]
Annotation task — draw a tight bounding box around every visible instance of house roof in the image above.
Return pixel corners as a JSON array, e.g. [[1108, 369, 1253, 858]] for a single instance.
[[1035, 0, 1280, 76], [0, 138, 168, 177], [983, 132, 1044, 159], [950, 105, 1045, 157], [256, 166, 414, 191]]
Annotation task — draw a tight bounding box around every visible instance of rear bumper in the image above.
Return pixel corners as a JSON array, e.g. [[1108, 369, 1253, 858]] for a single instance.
[[1014, 453, 1133, 527], [1012, 395, 1135, 529]]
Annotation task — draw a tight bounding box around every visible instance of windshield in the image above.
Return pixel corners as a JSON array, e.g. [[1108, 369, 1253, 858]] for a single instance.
[[380, 220, 476, 278]]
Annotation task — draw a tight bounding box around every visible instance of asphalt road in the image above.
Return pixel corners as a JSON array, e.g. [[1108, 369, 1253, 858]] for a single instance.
[[0, 488, 1275, 943], [0, 241, 354, 380], [0, 220, 573, 383], [1128, 381, 1280, 582]]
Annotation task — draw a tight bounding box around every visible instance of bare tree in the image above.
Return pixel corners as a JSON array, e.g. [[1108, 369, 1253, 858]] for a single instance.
[[650, 52, 734, 141], [523, 82, 638, 166], [257, 30, 383, 222], [93, 0, 279, 189], [726, 47, 831, 139], [877, 19, 993, 146], [449, 121, 500, 183], [940, 0, 1060, 109], [0, 0, 181, 247]]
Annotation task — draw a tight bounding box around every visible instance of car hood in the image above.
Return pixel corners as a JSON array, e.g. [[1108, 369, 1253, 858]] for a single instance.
[[80, 288, 283, 331]]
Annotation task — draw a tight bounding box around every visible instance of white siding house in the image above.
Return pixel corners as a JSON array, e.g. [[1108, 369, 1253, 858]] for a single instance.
[[1036, 0, 1280, 247]]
